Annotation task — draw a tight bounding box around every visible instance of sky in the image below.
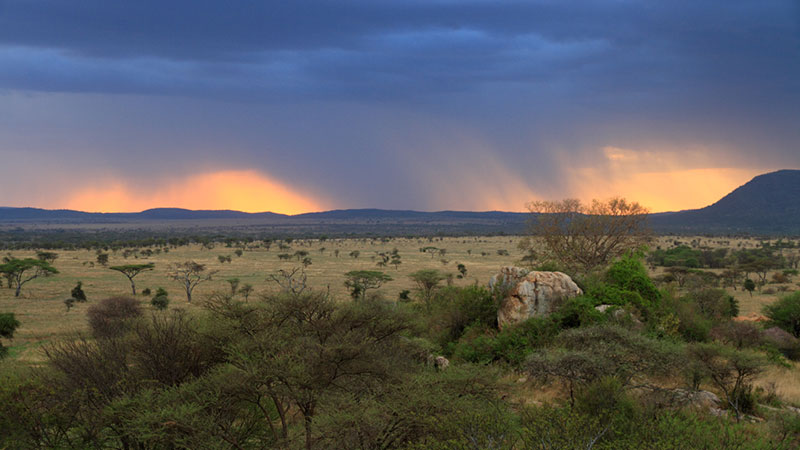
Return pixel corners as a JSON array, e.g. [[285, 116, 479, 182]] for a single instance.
[[0, 0, 798, 214]]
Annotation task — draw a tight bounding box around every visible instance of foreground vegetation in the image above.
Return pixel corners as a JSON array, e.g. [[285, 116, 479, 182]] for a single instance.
[[2, 224, 800, 448]]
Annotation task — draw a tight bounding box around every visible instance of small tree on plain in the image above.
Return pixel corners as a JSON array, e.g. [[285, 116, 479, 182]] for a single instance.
[[96, 253, 110, 267], [239, 283, 254, 301], [227, 277, 240, 295], [344, 270, 392, 301], [109, 263, 155, 296], [0, 258, 58, 297], [36, 251, 58, 264], [743, 279, 756, 296], [409, 269, 446, 311], [167, 261, 217, 303]]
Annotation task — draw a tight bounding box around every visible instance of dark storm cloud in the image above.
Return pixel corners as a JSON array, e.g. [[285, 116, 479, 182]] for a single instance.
[[0, 0, 798, 211], [1, 0, 796, 99]]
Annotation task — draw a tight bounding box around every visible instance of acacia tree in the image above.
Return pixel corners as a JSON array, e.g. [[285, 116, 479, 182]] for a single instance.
[[344, 270, 392, 301], [206, 289, 410, 450], [689, 344, 765, 421], [521, 197, 651, 275], [409, 269, 446, 311], [0, 258, 58, 297], [166, 261, 217, 303], [109, 263, 155, 295]]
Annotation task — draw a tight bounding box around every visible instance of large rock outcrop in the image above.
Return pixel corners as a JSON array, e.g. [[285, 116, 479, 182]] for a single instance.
[[489, 267, 582, 328]]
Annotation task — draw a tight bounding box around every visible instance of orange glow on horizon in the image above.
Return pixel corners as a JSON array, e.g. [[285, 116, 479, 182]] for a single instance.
[[63, 170, 325, 214], [567, 167, 761, 213]]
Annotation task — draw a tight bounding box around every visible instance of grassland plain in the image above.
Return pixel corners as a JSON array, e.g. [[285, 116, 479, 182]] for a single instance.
[[1, 236, 527, 362], [2, 234, 799, 402]]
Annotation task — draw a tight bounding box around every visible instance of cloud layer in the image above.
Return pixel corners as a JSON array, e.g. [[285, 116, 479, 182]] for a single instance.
[[0, 0, 797, 212]]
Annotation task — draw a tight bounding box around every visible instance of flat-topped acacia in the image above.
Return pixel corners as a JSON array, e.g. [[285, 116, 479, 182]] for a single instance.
[[109, 263, 155, 296], [0, 258, 58, 297]]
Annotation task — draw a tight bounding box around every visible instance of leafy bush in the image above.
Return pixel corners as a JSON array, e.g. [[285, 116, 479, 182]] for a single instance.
[[0, 313, 20, 358], [685, 288, 738, 321], [425, 285, 497, 347], [151, 295, 169, 311], [763, 291, 800, 337], [453, 317, 560, 366], [574, 376, 637, 420], [87, 296, 143, 338], [550, 296, 605, 329], [605, 255, 660, 307], [70, 281, 87, 302], [151, 287, 170, 310]]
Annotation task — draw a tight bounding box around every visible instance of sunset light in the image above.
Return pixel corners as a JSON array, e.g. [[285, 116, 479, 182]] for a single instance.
[[63, 170, 325, 214]]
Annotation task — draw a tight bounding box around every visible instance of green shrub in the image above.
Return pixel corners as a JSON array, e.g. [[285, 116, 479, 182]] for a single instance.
[[452, 317, 559, 366], [426, 285, 497, 347], [0, 313, 20, 359], [686, 288, 738, 321], [575, 376, 637, 420], [605, 255, 660, 306], [550, 296, 605, 329], [70, 281, 87, 302], [763, 291, 800, 337], [151, 295, 169, 311]]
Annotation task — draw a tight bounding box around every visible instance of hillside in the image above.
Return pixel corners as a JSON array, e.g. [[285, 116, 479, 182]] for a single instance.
[[649, 169, 800, 234]]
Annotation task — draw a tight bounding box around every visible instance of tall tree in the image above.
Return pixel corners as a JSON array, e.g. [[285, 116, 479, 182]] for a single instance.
[[109, 263, 155, 295], [521, 197, 651, 275]]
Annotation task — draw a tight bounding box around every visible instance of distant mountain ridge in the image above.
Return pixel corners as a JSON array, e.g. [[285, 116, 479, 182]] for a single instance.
[[648, 169, 800, 234], [1, 170, 798, 235]]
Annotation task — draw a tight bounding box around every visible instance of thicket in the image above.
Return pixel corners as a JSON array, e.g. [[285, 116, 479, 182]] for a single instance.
[[1, 250, 798, 448]]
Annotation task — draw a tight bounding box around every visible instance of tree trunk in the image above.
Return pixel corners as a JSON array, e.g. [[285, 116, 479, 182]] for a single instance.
[[304, 415, 313, 450], [14, 284, 21, 297], [129, 279, 137, 296]]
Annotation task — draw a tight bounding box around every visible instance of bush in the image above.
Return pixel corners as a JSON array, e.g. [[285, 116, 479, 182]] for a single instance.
[[0, 313, 20, 359], [660, 293, 712, 342], [151, 295, 169, 311], [574, 376, 637, 420], [710, 321, 762, 349], [582, 256, 661, 321], [452, 317, 559, 366], [550, 296, 605, 329], [70, 281, 87, 302], [426, 286, 497, 347], [605, 255, 661, 306], [141, 287, 152, 296], [686, 288, 738, 321], [763, 291, 800, 338], [151, 288, 170, 310], [87, 296, 143, 338]]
